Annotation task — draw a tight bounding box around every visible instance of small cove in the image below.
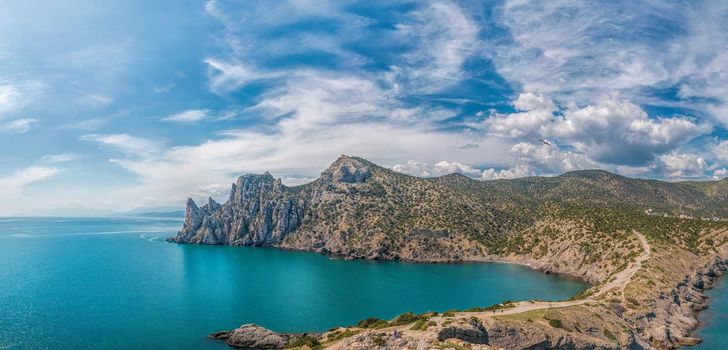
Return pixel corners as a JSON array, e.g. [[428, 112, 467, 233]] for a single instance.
[[0, 217, 587, 349]]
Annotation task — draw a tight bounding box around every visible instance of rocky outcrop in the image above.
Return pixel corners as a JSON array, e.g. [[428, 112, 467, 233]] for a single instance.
[[438, 317, 489, 344], [628, 256, 728, 348], [168, 172, 306, 246], [483, 320, 624, 350], [209, 324, 315, 349]]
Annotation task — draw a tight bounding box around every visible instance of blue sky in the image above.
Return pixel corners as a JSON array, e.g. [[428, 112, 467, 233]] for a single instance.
[[1, 0, 728, 215]]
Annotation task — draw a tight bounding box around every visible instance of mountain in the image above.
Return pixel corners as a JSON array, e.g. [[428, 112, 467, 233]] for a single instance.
[[169, 155, 727, 263], [170, 156, 728, 349]]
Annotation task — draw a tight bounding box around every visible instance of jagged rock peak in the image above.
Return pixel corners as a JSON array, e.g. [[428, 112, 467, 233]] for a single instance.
[[236, 171, 275, 183], [206, 197, 221, 211], [321, 154, 372, 184], [185, 197, 199, 210]]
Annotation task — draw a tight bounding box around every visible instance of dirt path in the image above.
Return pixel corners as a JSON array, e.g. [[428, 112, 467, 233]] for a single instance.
[[324, 233, 653, 348], [477, 231, 651, 318], [591, 232, 650, 301]]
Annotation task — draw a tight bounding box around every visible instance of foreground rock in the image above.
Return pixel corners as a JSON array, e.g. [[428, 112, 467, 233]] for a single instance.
[[209, 324, 318, 349]]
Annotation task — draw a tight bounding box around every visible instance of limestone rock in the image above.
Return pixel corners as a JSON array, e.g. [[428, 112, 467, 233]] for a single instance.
[[437, 317, 488, 344], [209, 324, 297, 349]]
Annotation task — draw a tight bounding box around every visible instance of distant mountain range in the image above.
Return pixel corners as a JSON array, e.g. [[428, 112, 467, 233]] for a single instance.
[[120, 206, 186, 218]]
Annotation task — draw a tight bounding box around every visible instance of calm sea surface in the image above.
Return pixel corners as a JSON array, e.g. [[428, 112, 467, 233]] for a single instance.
[[695, 276, 728, 350], [0, 217, 591, 349]]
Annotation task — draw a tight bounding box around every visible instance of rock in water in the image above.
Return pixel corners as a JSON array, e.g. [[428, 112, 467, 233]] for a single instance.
[[209, 324, 309, 349]]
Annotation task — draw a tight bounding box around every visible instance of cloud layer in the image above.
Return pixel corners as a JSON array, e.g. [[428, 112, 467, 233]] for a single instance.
[[1, 0, 728, 215]]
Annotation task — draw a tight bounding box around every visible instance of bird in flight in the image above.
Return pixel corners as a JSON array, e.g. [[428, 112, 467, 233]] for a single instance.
[[538, 139, 552, 147]]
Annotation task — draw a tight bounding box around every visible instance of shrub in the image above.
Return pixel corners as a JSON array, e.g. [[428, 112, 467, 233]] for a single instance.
[[327, 329, 360, 342], [410, 319, 428, 331], [356, 317, 389, 329], [548, 318, 563, 328], [391, 312, 430, 326], [284, 335, 320, 349]]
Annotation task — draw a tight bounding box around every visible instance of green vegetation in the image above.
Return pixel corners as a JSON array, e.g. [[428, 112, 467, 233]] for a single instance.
[[326, 329, 360, 342], [548, 318, 563, 329], [284, 335, 321, 349], [603, 328, 617, 341], [356, 317, 388, 329], [391, 312, 432, 326]]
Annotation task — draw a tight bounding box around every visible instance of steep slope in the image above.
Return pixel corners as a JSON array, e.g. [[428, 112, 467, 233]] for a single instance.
[[170, 156, 728, 261], [170, 155, 523, 261]]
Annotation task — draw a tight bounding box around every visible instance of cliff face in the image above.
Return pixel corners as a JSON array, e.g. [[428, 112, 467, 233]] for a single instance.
[[169, 155, 517, 261], [169, 172, 306, 246], [169, 155, 728, 263]]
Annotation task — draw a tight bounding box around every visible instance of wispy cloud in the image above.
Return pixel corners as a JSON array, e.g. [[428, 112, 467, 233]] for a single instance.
[[0, 118, 38, 133], [0, 82, 44, 117], [81, 133, 162, 157], [489, 0, 728, 125], [161, 109, 210, 123], [0, 166, 63, 190], [40, 153, 79, 164]]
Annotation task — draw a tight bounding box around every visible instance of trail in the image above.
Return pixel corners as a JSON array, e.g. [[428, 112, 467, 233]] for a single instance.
[[478, 231, 651, 318], [324, 232, 653, 349]]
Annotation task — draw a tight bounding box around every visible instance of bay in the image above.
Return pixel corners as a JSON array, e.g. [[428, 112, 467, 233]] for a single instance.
[[0, 217, 587, 349]]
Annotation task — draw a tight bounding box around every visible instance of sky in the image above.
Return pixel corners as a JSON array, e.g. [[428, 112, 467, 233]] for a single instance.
[[1, 0, 728, 215]]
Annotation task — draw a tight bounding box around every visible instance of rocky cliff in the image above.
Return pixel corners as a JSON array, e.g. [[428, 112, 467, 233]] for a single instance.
[[169, 155, 522, 261]]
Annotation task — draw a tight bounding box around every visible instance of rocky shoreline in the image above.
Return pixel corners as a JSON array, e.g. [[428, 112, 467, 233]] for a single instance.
[[201, 250, 728, 350]]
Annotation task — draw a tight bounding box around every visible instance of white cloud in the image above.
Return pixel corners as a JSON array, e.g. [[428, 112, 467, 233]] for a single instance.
[[484, 96, 710, 167], [0, 118, 38, 133], [656, 152, 710, 179], [490, 0, 728, 126], [393, 160, 482, 178], [162, 109, 210, 123], [0, 166, 63, 194], [546, 99, 709, 165], [391, 1, 479, 92], [711, 140, 728, 164], [0, 84, 22, 115], [81, 134, 162, 157], [481, 164, 531, 180], [0, 82, 43, 117], [40, 153, 79, 164], [513, 92, 556, 112], [63, 118, 109, 131], [483, 109, 553, 139], [714, 168, 728, 179], [0, 157, 71, 215], [204, 58, 263, 94]]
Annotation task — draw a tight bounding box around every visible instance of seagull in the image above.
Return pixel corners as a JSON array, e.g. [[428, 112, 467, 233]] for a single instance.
[[538, 139, 552, 147]]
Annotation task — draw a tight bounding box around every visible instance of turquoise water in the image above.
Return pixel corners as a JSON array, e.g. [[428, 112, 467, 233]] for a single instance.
[[0, 217, 588, 350], [695, 277, 728, 349]]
